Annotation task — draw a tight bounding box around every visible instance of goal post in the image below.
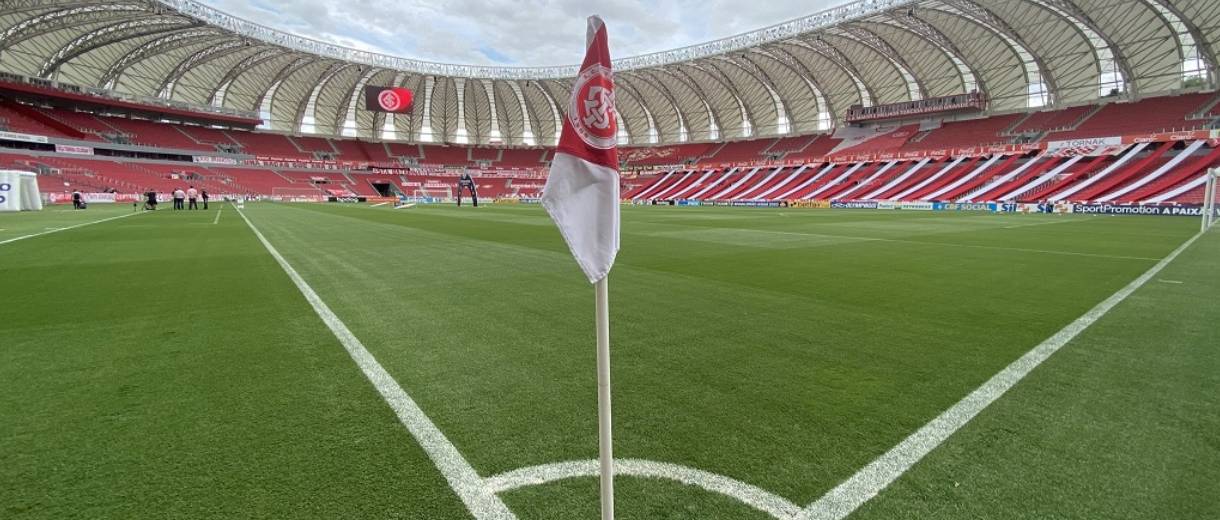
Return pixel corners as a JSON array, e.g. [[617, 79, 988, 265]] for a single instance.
[[1204, 168, 1218, 232], [412, 186, 452, 201]]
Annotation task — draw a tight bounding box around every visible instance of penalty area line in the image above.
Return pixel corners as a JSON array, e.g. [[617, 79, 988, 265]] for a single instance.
[[797, 229, 1205, 520], [233, 206, 516, 520], [0, 211, 140, 247]]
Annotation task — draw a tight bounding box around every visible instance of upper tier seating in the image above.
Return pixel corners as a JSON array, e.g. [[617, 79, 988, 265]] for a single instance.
[[901, 114, 1022, 152], [1047, 93, 1213, 140], [95, 116, 214, 151], [699, 138, 776, 165], [330, 138, 372, 161], [1008, 105, 1096, 135], [620, 143, 714, 167], [33, 108, 112, 140], [499, 148, 547, 167], [0, 102, 70, 137], [293, 136, 336, 154], [226, 131, 311, 159], [419, 145, 470, 165], [766, 135, 820, 155], [176, 125, 240, 147]]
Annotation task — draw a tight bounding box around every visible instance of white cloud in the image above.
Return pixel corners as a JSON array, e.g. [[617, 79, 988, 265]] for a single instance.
[[198, 0, 846, 67]]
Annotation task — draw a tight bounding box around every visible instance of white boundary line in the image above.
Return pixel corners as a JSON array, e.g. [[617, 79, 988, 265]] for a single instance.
[[796, 229, 1205, 520], [234, 206, 516, 520], [0, 211, 140, 246], [487, 459, 803, 519], [213, 206, 223, 224], [234, 202, 1204, 520]]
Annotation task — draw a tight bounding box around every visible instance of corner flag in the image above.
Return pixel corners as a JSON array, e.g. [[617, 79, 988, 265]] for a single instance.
[[542, 15, 620, 284], [540, 15, 621, 520]]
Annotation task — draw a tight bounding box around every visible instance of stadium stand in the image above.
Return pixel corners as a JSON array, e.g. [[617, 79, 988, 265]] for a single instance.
[[2, 88, 1219, 205]]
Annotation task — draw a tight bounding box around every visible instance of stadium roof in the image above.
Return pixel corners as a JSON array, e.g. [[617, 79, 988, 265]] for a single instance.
[[0, 0, 1216, 145]]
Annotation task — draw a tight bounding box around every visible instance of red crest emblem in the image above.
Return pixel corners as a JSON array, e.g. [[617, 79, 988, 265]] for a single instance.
[[569, 64, 617, 150]]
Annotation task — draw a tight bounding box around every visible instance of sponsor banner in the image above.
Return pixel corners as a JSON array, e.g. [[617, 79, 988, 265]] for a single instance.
[[1046, 136, 1121, 153], [45, 192, 139, 204], [788, 200, 830, 209], [898, 201, 934, 211], [876, 201, 896, 210], [194, 155, 238, 165], [55, 144, 93, 155], [1129, 130, 1210, 143], [1071, 203, 1205, 217], [271, 194, 326, 203], [728, 200, 784, 207], [827, 143, 1039, 164], [934, 202, 996, 212], [677, 200, 703, 206], [0, 130, 48, 143], [831, 201, 879, 209]]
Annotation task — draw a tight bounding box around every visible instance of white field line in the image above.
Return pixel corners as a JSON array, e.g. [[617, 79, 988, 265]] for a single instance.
[[369, 202, 390, 207], [797, 230, 1205, 520], [0, 211, 140, 246], [751, 228, 1159, 262], [487, 459, 802, 519], [1001, 217, 1091, 229], [213, 206, 222, 224], [234, 206, 516, 520]]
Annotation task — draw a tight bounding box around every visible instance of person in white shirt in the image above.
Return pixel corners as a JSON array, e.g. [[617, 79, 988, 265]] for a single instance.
[[173, 188, 186, 210], [187, 186, 199, 210]]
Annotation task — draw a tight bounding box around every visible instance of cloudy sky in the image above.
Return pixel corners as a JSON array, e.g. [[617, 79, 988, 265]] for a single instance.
[[199, 0, 844, 67]]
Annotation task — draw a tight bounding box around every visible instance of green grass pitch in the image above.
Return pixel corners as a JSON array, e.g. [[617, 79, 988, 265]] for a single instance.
[[1, 202, 1216, 519]]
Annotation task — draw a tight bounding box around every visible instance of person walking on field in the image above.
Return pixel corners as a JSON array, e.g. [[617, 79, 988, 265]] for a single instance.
[[173, 188, 186, 210], [187, 186, 199, 210], [201, 189, 210, 210]]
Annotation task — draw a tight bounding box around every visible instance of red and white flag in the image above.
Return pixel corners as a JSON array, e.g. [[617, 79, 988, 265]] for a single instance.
[[543, 16, 620, 284]]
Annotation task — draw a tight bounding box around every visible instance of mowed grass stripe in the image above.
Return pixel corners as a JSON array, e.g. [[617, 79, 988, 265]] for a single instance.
[[236, 202, 1198, 519], [800, 229, 1206, 520], [0, 205, 138, 245], [0, 208, 473, 519], [849, 230, 1220, 520], [233, 205, 516, 519]]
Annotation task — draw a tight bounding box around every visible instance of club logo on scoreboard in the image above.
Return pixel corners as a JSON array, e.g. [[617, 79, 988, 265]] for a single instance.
[[569, 64, 617, 150], [364, 86, 414, 113], [378, 89, 406, 112]]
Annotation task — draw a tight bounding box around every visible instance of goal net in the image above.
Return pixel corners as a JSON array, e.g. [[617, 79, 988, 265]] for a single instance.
[[271, 186, 325, 202], [413, 186, 452, 201], [1204, 168, 1219, 232]]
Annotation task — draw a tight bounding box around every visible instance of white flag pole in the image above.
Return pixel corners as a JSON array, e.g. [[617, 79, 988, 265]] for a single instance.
[[595, 275, 615, 520]]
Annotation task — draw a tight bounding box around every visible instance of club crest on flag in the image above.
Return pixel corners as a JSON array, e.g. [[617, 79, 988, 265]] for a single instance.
[[570, 64, 617, 150]]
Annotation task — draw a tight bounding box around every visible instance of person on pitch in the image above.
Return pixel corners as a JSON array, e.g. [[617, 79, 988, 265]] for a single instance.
[[173, 187, 186, 210], [201, 189, 210, 210], [187, 185, 199, 210], [456, 171, 478, 207], [71, 189, 83, 210]]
